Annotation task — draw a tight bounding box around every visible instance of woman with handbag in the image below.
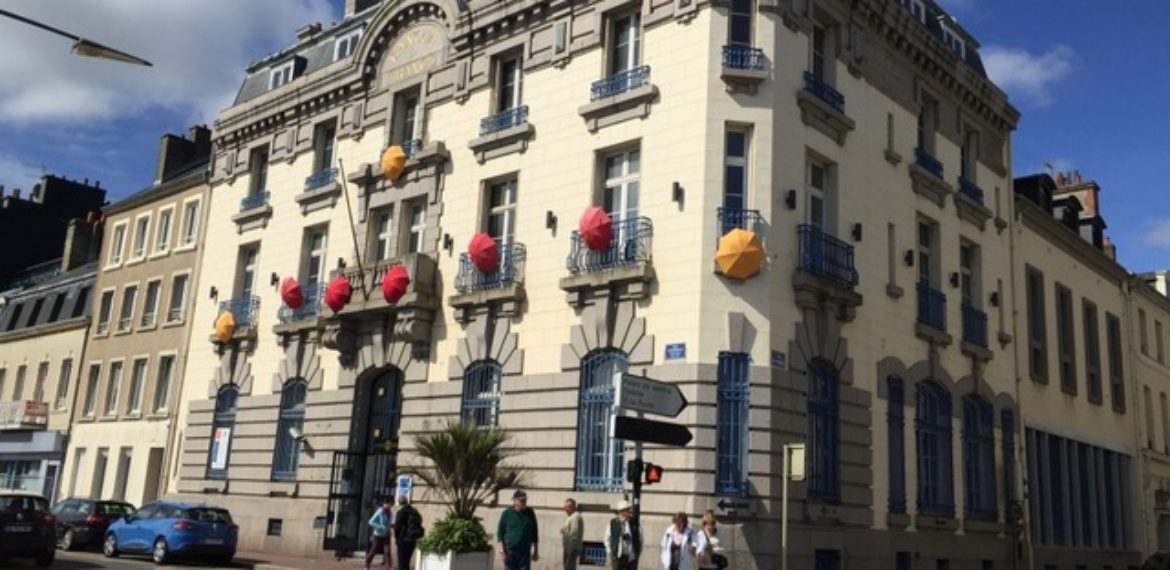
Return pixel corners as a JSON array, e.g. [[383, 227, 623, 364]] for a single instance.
[[695, 511, 727, 570], [659, 512, 698, 570]]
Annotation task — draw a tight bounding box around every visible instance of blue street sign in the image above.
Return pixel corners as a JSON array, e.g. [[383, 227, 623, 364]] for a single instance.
[[665, 343, 686, 361], [771, 350, 787, 369]]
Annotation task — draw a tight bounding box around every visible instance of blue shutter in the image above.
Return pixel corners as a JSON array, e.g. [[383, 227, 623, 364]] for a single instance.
[[272, 380, 307, 482], [888, 378, 906, 513], [716, 352, 750, 496], [807, 359, 839, 502], [575, 350, 628, 491], [461, 361, 502, 427]]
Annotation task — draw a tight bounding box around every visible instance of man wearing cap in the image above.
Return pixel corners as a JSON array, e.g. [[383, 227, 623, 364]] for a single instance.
[[606, 501, 642, 570], [497, 490, 540, 570]]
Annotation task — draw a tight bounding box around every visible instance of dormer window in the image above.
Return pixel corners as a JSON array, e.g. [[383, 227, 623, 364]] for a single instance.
[[335, 30, 361, 61], [270, 61, 295, 89], [941, 26, 966, 59], [901, 0, 925, 23]]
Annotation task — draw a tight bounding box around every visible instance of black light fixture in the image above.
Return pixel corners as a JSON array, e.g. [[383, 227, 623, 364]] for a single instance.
[[785, 190, 797, 210], [545, 210, 557, 230], [209, 286, 218, 300], [851, 223, 863, 241], [950, 272, 960, 288], [672, 182, 684, 203], [337, 257, 346, 269], [443, 233, 454, 252], [904, 250, 915, 267], [990, 291, 1000, 307], [270, 273, 280, 286]]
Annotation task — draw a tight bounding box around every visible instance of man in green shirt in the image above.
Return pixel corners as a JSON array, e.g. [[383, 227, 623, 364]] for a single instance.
[[497, 490, 539, 570]]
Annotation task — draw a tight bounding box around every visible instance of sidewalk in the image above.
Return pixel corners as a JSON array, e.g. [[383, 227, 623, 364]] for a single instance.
[[236, 550, 369, 570]]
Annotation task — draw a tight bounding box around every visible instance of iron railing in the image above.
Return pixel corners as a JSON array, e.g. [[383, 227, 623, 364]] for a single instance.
[[962, 303, 988, 348], [479, 105, 529, 136], [219, 295, 260, 328], [715, 353, 750, 496], [722, 44, 765, 70], [915, 148, 944, 179], [278, 283, 323, 323], [590, 65, 651, 100], [566, 217, 653, 274], [575, 351, 628, 492], [717, 207, 765, 242], [402, 138, 423, 158], [240, 190, 270, 211], [803, 71, 845, 113], [304, 167, 338, 191], [958, 177, 984, 204], [917, 281, 947, 331], [454, 243, 526, 294], [797, 224, 858, 288]]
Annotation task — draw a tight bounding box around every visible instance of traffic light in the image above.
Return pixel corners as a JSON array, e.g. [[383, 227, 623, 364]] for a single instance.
[[626, 459, 643, 484], [644, 463, 664, 485]]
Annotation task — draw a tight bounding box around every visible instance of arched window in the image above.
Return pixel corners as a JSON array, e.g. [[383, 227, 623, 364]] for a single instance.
[[206, 385, 239, 480], [272, 380, 307, 482], [963, 395, 996, 520], [575, 350, 628, 491], [916, 380, 954, 517], [888, 377, 906, 513], [807, 359, 839, 501], [462, 361, 502, 428]]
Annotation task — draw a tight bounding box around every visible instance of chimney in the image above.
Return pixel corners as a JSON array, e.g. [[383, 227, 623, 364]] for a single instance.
[[1104, 236, 1117, 261], [296, 22, 323, 40], [60, 218, 100, 272], [155, 126, 213, 183]]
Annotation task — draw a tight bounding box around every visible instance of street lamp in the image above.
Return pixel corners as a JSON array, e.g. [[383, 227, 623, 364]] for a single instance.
[[0, 8, 152, 67]]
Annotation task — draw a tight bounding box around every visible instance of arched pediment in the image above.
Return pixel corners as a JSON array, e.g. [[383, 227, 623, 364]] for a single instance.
[[354, 1, 460, 86]]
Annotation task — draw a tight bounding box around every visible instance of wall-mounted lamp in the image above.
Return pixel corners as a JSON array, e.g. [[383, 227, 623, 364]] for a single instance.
[[672, 182, 684, 203], [337, 257, 346, 270], [851, 223, 863, 242], [270, 273, 280, 287], [545, 210, 557, 231], [949, 272, 960, 288], [990, 291, 1000, 307], [443, 233, 454, 252], [209, 286, 218, 300], [785, 189, 797, 210], [903, 250, 915, 267]]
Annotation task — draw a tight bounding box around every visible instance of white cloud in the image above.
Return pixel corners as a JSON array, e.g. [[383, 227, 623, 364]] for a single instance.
[[1144, 219, 1170, 249], [0, 0, 337, 124], [982, 44, 1076, 107]]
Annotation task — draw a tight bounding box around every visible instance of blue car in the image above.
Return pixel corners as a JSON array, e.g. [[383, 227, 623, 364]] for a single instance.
[[102, 500, 237, 565]]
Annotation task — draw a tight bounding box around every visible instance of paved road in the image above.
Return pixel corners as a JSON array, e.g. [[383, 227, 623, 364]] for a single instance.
[[6, 549, 248, 569]]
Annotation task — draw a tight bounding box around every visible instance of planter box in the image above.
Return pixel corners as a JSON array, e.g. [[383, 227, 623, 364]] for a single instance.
[[418, 551, 492, 570]]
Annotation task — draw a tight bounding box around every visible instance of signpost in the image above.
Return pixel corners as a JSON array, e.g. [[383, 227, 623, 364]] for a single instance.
[[613, 372, 692, 531], [613, 416, 693, 447], [616, 373, 688, 418], [780, 444, 806, 570]]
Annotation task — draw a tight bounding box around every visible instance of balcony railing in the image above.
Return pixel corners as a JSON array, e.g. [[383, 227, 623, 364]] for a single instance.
[[917, 281, 947, 331], [219, 295, 260, 328], [479, 105, 529, 137], [455, 243, 526, 294], [961, 303, 988, 348], [402, 138, 423, 158], [241, 190, 270, 211], [722, 44, 765, 70], [797, 224, 858, 288], [717, 207, 765, 241], [566, 216, 653, 274], [0, 400, 48, 430], [958, 177, 984, 204], [304, 168, 338, 191], [915, 148, 944, 179], [278, 283, 323, 323], [803, 71, 845, 113], [590, 66, 652, 100]]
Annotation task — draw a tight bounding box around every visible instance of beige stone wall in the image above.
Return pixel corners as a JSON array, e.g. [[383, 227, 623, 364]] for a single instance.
[[0, 323, 87, 432]]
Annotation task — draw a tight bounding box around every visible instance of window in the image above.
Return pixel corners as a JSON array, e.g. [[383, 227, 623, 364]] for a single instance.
[[1055, 284, 1076, 394], [392, 88, 421, 145], [461, 361, 502, 428], [917, 95, 938, 155], [142, 280, 161, 328], [1025, 267, 1047, 382], [236, 245, 260, 298], [68, 449, 84, 498], [33, 362, 48, 403], [900, 0, 925, 22], [104, 362, 123, 416], [1163, 392, 1170, 454], [47, 293, 64, 323], [155, 207, 173, 253], [811, 23, 830, 83], [1140, 309, 1149, 355], [12, 365, 25, 400], [1001, 410, 1016, 506], [607, 10, 641, 75], [575, 350, 628, 491], [962, 396, 996, 521], [1026, 428, 1131, 548], [1084, 300, 1103, 404], [959, 243, 979, 307], [1107, 313, 1125, 412], [485, 179, 517, 245], [180, 199, 200, 246], [55, 358, 72, 410], [723, 129, 749, 214], [118, 286, 137, 332], [716, 353, 750, 496], [369, 207, 394, 262], [269, 61, 294, 89], [494, 53, 522, 113], [334, 29, 361, 61], [152, 355, 175, 413], [206, 386, 239, 480], [91, 448, 108, 499], [941, 25, 966, 59], [25, 298, 43, 327], [961, 129, 979, 182], [405, 201, 427, 254], [82, 364, 100, 417], [888, 377, 906, 513], [312, 120, 336, 174], [249, 145, 269, 198], [126, 359, 147, 415], [272, 380, 307, 481], [71, 286, 90, 319], [1158, 320, 1166, 364], [807, 359, 839, 501], [728, 0, 753, 46], [917, 220, 937, 285], [301, 229, 328, 288], [107, 223, 127, 266], [131, 215, 150, 259], [167, 274, 189, 322], [916, 381, 954, 517], [1147, 386, 1157, 449], [602, 148, 640, 227]]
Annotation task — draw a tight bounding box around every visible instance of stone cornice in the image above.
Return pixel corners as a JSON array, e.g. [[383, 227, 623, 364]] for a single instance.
[[0, 316, 89, 344], [1016, 196, 1128, 284]]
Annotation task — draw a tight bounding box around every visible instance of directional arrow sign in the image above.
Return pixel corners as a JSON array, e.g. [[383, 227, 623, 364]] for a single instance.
[[612, 416, 693, 447], [717, 498, 750, 511], [617, 373, 687, 418]]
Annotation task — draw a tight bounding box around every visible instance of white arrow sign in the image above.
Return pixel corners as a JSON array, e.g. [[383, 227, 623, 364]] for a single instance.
[[616, 373, 688, 418]]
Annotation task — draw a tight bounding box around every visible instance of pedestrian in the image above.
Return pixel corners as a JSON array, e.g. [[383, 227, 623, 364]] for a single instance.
[[561, 498, 585, 570], [659, 512, 697, 570], [695, 511, 726, 570], [364, 497, 394, 570], [393, 495, 424, 570], [606, 500, 642, 570], [497, 490, 540, 570]]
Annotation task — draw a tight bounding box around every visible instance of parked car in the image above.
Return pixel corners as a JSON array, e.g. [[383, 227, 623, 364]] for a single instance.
[[51, 497, 135, 551], [103, 500, 237, 565], [0, 491, 56, 567]]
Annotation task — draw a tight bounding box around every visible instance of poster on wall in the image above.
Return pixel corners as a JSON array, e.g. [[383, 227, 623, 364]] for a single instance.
[[209, 427, 232, 471]]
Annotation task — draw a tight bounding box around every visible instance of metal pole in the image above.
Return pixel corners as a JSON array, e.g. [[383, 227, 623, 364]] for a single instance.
[[336, 159, 370, 299], [781, 444, 789, 570]]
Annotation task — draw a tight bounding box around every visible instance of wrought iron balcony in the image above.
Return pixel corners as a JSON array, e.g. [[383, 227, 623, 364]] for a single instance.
[[961, 303, 988, 348], [304, 167, 338, 191], [219, 295, 260, 328], [402, 138, 423, 158], [803, 71, 845, 113], [278, 283, 323, 323], [797, 224, 858, 288], [590, 65, 652, 100], [455, 243, 526, 294], [722, 44, 765, 70], [717, 207, 765, 240], [915, 148, 944, 179], [917, 281, 947, 331], [958, 177, 984, 204], [240, 190, 270, 211], [479, 105, 529, 137], [566, 217, 653, 274]]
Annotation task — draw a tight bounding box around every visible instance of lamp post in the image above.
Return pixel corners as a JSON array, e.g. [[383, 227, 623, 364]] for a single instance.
[[0, 8, 152, 67], [780, 443, 806, 570]]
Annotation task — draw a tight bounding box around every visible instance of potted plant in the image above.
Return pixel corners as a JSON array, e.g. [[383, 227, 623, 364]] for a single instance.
[[414, 422, 527, 570]]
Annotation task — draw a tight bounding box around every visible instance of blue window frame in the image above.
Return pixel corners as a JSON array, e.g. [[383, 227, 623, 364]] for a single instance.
[[807, 359, 839, 502], [461, 361, 502, 428], [206, 385, 239, 480], [716, 352, 750, 496], [575, 350, 628, 491], [962, 395, 997, 521], [888, 377, 906, 513], [916, 380, 954, 517], [272, 380, 307, 482]]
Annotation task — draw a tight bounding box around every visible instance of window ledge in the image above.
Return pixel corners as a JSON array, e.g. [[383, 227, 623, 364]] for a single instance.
[[913, 514, 958, 531], [720, 67, 768, 94], [295, 182, 341, 215], [114, 328, 133, 336], [560, 263, 654, 307], [804, 501, 843, 525], [914, 322, 952, 347], [468, 122, 534, 163], [884, 149, 903, 166], [792, 271, 863, 322], [887, 512, 911, 529], [449, 283, 525, 322], [955, 192, 993, 230], [962, 518, 1002, 534], [796, 90, 855, 145], [148, 249, 170, 261], [93, 331, 110, 339], [162, 319, 185, 329], [125, 256, 146, 267], [273, 316, 324, 336], [266, 481, 299, 497], [231, 204, 273, 230], [577, 84, 658, 132], [174, 242, 198, 253], [138, 322, 159, 333], [909, 164, 955, 207], [960, 340, 993, 361]]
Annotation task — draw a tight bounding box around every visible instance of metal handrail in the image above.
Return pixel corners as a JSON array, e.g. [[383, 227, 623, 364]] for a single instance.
[[566, 216, 653, 274], [402, 138, 423, 158], [803, 71, 845, 113], [304, 167, 338, 191], [278, 283, 323, 323], [958, 177, 984, 204], [479, 105, 529, 137], [797, 224, 858, 287], [240, 190, 270, 211], [717, 207, 765, 245], [917, 281, 947, 331], [915, 148, 944, 179], [219, 295, 260, 328], [455, 243, 526, 294], [961, 303, 988, 347], [590, 65, 652, 100], [722, 44, 765, 70]]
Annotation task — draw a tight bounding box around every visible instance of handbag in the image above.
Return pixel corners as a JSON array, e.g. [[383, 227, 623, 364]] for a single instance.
[[696, 529, 719, 568]]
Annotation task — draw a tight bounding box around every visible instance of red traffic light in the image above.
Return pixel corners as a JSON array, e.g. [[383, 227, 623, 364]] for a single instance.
[[644, 463, 664, 484]]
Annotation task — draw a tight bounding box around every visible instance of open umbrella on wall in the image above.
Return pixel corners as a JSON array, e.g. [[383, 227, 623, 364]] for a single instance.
[[380, 144, 407, 182], [381, 266, 411, 305], [324, 276, 353, 313], [715, 228, 765, 279], [579, 206, 613, 252], [468, 232, 501, 273], [213, 311, 236, 343], [280, 277, 304, 309]]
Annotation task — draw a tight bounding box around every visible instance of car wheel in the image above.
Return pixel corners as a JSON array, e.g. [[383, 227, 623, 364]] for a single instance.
[[60, 528, 76, 551], [103, 533, 119, 558], [152, 537, 170, 565], [35, 550, 55, 568]]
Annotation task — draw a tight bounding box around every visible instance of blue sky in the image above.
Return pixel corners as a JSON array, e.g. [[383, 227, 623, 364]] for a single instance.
[[1, 1, 1168, 271]]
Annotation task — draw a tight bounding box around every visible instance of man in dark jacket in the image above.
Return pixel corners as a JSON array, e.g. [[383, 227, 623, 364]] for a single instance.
[[393, 496, 423, 570], [497, 490, 539, 570]]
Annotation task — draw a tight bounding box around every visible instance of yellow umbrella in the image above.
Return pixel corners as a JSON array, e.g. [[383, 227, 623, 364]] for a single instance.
[[380, 145, 407, 181], [715, 228, 765, 279], [214, 311, 236, 343]]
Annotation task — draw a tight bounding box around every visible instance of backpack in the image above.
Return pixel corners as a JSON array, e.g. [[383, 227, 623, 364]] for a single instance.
[[404, 508, 425, 542]]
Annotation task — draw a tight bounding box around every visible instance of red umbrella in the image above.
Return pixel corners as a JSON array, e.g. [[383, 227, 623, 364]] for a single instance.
[[324, 276, 353, 313], [579, 206, 613, 251], [381, 265, 410, 305], [468, 232, 500, 273], [280, 277, 303, 309]]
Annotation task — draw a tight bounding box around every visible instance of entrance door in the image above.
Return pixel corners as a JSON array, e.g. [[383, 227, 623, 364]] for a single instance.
[[41, 463, 58, 504]]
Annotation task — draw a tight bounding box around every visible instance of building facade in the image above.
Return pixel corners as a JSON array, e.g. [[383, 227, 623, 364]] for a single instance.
[[0, 176, 106, 286]]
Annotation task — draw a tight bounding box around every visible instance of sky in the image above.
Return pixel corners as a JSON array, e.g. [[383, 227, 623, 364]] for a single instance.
[[0, 1, 1168, 271]]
